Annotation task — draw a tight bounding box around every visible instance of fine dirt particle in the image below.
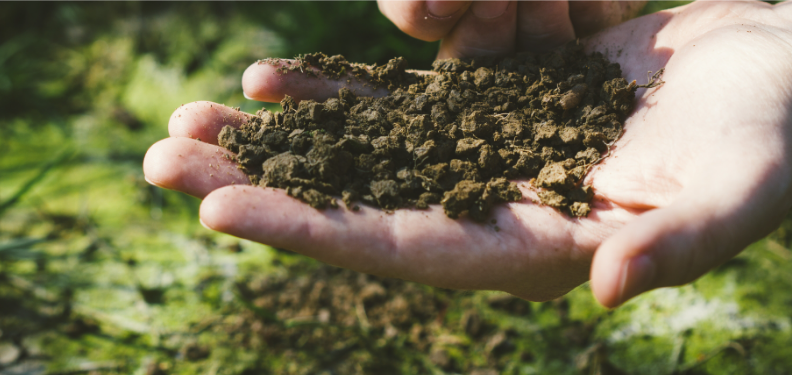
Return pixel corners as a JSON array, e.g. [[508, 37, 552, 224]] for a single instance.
[[219, 46, 663, 220]]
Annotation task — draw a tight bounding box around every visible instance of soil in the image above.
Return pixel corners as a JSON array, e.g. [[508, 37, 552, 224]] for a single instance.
[[231, 257, 543, 374], [219, 43, 663, 220]]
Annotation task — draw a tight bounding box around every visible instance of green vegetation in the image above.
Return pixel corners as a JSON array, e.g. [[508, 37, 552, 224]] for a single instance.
[[2, 2, 792, 374]]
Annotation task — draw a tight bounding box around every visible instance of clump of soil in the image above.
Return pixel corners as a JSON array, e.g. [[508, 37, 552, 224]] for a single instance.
[[219, 44, 663, 220]]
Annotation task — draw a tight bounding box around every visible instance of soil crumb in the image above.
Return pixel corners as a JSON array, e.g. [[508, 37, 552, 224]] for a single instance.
[[221, 46, 663, 220]]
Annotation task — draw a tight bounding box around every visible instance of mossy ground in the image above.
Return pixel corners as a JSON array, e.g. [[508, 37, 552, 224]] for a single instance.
[[3, 2, 792, 375]]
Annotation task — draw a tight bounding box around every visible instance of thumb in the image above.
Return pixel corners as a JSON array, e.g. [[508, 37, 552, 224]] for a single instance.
[[590, 170, 791, 308]]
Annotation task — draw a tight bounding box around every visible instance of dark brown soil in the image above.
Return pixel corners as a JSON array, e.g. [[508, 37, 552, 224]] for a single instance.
[[219, 44, 663, 220], [232, 258, 514, 374]]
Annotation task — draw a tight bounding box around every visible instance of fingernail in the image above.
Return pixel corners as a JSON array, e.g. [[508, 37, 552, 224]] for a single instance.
[[243, 91, 253, 100], [471, 0, 509, 19], [199, 218, 212, 230], [617, 255, 656, 306], [144, 176, 155, 185], [426, 0, 463, 19]]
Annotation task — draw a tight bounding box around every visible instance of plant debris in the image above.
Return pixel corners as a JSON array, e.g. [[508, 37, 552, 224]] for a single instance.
[[233, 258, 524, 374], [220, 44, 663, 220]]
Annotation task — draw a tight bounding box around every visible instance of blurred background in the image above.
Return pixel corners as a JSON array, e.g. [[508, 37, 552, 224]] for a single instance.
[[2, 2, 792, 374]]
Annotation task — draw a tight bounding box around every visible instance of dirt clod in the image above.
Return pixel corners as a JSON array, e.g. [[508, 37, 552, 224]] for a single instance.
[[220, 46, 661, 220]]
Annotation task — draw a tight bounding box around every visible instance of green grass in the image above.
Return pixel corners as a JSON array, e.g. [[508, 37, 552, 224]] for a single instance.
[[2, 2, 792, 374]]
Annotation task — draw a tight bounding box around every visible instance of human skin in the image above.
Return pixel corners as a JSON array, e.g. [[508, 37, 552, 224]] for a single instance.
[[377, 0, 648, 57], [144, 1, 792, 308]]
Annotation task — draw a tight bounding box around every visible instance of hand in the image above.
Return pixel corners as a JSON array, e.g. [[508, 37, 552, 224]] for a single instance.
[[144, 1, 792, 306], [377, 0, 647, 58]]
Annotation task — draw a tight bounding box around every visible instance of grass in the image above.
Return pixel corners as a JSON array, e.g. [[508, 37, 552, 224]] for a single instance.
[[2, 2, 792, 374]]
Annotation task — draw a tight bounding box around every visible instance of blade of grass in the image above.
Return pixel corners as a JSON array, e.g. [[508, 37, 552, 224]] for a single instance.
[[0, 236, 47, 253], [0, 149, 74, 216]]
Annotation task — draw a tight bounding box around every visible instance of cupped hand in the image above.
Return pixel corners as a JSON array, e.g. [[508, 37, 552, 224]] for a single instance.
[[377, 0, 647, 58], [144, 1, 792, 307]]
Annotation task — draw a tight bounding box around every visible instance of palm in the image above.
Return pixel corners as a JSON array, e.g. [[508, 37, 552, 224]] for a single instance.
[[144, 1, 792, 302], [581, 1, 792, 305]]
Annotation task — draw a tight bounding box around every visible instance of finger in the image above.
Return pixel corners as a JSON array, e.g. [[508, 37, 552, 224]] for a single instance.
[[568, 1, 647, 38], [777, 0, 792, 16], [590, 166, 792, 308], [437, 1, 517, 59], [199, 184, 588, 297], [378, 0, 470, 41], [200, 185, 499, 288], [515, 1, 575, 52], [143, 137, 248, 198], [242, 59, 391, 103], [168, 101, 251, 145]]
